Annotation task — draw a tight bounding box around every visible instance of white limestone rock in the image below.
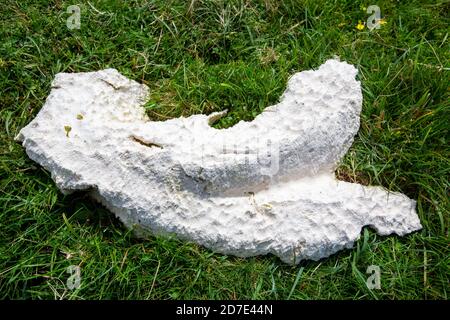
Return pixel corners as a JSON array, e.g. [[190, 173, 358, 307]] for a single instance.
[[16, 59, 422, 264]]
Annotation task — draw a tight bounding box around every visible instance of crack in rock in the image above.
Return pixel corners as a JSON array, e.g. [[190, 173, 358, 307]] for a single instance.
[[15, 59, 422, 264]]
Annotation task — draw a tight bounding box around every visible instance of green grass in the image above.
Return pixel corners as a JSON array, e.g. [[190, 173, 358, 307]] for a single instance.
[[0, 0, 448, 299]]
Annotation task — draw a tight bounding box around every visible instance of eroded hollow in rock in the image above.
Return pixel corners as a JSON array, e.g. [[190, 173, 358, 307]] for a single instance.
[[16, 59, 422, 264]]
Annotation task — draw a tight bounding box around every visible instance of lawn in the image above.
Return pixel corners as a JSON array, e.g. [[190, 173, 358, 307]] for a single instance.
[[0, 0, 448, 299]]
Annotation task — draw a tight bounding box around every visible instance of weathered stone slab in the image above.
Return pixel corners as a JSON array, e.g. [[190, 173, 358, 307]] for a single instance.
[[16, 60, 422, 263]]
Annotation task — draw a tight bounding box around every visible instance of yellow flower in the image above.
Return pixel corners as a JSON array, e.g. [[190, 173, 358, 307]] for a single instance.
[[356, 21, 365, 30], [378, 18, 387, 25]]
